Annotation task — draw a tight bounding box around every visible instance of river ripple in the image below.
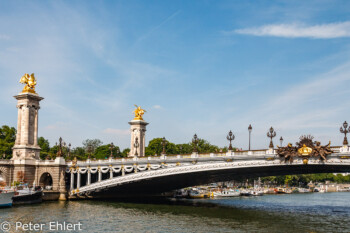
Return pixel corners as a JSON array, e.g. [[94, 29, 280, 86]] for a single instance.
[[0, 192, 349, 232]]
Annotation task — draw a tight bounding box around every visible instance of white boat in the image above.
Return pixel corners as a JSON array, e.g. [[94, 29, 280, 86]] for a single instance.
[[240, 189, 252, 196], [188, 189, 209, 199], [298, 188, 311, 193], [250, 190, 264, 196], [0, 189, 15, 207], [212, 189, 240, 197]]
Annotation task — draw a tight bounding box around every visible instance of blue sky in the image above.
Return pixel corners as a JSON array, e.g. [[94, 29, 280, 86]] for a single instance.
[[1, 0, 350, 150]]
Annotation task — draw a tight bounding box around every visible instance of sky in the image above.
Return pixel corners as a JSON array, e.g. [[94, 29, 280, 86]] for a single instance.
[[1, 0, 350, 150]]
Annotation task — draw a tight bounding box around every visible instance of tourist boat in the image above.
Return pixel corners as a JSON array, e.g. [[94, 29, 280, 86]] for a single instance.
[[188, 189, 209, 198], [212, 189, 240, 197], [12, 186, 43, 205], [0, 188, 15, 207]]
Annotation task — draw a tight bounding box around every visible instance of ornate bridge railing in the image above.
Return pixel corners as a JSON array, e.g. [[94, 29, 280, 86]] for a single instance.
[[66, 146, 350, 196]]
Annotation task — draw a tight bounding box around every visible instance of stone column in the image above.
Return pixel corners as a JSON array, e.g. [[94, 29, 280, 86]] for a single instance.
[[98, 169, 102, 182], [33, 108, 38, 146], [87, 170, 91, 185], [109, 169, 113, 179], [128, 120, 148, 157], [15, 105, 22, 145], [77, 171, 81, 189], [12, 93, 44, 160], [70, 172, 74, 190], [121, 166, 125, 176]]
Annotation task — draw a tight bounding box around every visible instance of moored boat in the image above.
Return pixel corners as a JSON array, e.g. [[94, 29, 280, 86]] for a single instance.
[[12, 186, 43, 205], [188, 189, 209, 199], [0, 189, 15, 208], [212, 189, 240, 197], [275, 187, 286, 194], [250, 190, 264, 196], [240, 189, 252, 196]]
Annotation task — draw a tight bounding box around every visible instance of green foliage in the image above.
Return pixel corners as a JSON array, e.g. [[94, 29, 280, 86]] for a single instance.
[[38, 136, 50, 160], [121, 148, 130, 157], [145, 138, 177, 156], [195, 138, 219, 153], [94, 144, 121, 159], [82, 139, 103, 153], [48, 145, 58, 159], [0, 125, 16, 159], [144, 137, 228, 156], [71, 147, 86, 160], [261, 173, 350, 186]]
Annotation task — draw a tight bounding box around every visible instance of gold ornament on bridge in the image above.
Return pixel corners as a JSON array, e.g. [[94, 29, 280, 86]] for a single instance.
[[19, 73, 37, 94], [298, 144, 313, 156], [133, 105, 146, 121], [277, 135, 333, 164]]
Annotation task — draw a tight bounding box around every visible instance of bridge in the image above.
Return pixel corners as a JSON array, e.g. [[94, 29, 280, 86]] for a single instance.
[[67, 147, 350, 198], [2, 77, 350, 200]]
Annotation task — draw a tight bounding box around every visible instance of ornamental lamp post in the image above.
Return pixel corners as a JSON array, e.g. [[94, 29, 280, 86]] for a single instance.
[[280, 136, 283, 147], [192, 134, 199, 153], [340, 121, 349, 145], [267, 127, 276, 149], [109, 142, 115, 159], [67, 143, 71, 159], [116, 148, 120, 158], [57, 137, 63, 157], [248, 124, 252, 151], [161, 137, 167, 155], [227, 130, 235, 150]]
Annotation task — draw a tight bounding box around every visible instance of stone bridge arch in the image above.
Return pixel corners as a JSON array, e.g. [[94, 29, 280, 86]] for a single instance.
[[39, 172, 53, 190]]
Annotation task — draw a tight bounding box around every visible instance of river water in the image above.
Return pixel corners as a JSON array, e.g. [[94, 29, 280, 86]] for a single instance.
[[0, 192, 349, 232]]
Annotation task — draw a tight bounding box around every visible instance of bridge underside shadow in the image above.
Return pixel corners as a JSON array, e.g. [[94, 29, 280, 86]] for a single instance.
[[89, 164, 350, 198]]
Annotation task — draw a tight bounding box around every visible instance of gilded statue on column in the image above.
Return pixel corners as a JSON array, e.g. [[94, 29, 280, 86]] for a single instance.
[[19, 73, 37, 94], [133, 105, 146, 121]]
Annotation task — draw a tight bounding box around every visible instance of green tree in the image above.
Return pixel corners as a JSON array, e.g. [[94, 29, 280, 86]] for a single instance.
[[48, 145, 59, 159], [71, 147, 87, 160], [82, 139, 103, 153], [176, 143, 192, 154], [145, 138, 177, 156], [0, 125, 16, 159], [122, 148, 130, 157], [38, 137, 50, 160], [94, 144, 121, 159], [195, 138, 219, 153]]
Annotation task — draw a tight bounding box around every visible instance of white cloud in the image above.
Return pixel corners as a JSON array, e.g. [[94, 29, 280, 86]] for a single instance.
[[153, 105, 162, 109], [234, 21, 350, 39], [103, 128, 130, 136]]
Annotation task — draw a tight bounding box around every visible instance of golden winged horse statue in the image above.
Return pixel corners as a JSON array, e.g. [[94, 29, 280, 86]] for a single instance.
[[133, 105, 146, 120], [19, 73, 37, 94]]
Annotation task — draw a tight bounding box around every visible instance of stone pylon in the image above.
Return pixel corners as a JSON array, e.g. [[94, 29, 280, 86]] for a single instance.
[[12, 93, 44, 160], [128, 120, 148, 157]]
